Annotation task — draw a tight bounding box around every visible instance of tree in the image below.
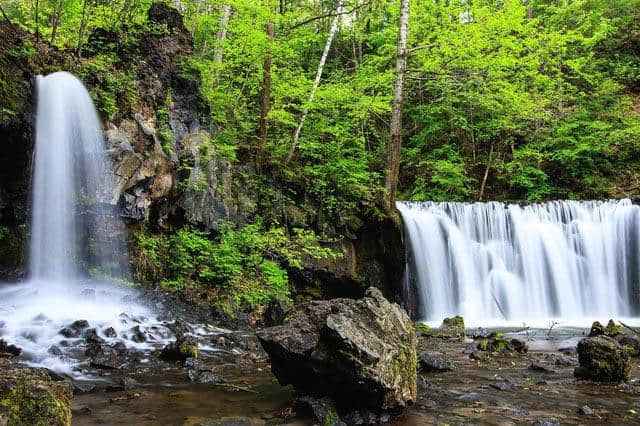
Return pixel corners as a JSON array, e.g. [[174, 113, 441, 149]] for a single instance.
[[384, 0, 410, 212], [256, 19, 274, 171], [285, 0, 345, 165]]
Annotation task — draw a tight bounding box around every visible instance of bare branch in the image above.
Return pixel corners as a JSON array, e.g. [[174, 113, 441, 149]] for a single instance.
[[0, 4, 17, 31], [288, 0, 372, 31]]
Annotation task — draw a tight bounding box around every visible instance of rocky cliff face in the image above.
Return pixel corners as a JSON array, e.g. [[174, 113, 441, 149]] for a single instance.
[[0, 5, 405, 306]]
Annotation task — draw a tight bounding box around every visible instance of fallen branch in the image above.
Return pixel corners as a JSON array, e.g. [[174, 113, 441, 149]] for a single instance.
[[619, 321, 640, 337], [214, 383, 258, 394], [547, 320, 559, 337]]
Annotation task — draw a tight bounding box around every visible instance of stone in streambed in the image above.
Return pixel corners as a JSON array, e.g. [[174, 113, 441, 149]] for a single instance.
[[257, 287, 416, 416], [574, 335, 630, 382], [160, 335, 199, 363], [578, 405, 594, 416], [440, 315, 465, 338], [588, 320, 621, 338], [104, 327, 117, 338], [295, 396, 344, 426], [84, 328, 105, 344], [0, 339, 21, 357], [418, 352, 455, 372]]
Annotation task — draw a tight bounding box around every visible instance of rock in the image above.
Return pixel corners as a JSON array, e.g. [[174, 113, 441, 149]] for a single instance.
[[160, 335, 199, 363], [618, 336, 640, 357], [574, 335, 630, 382], [0, 339, 21, 357], [470, 350, 490, 361], [187, 369, 227, 384], [59, 327, 80, 338], [529, 362, 556, 374], [130, 325, 146, 343], [578, 405, 594, 415], [257, 287, 416, 415], [84, 328, 105, 344], [414, 323, 433, 337], [198, 417, 264, 426], [295, 396, 344, 426], [440, 316, 465, 338], [475, 333, 527, 353], [588, 320, 621, 337], [532, 419, 560, 426], [48, 345, 62, 356], [555, 355, 577, 366], [262, 299, 287, 327], [0, 360, 72, 425], [71, 320, 89, 331], [104, 327, 117, 338], [418, 352, 454, 373], [489, 380, 517, 391]]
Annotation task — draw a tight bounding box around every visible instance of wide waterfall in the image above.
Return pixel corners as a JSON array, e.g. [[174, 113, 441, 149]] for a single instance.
[[398, 199, 640, 325], [0, 72, 163, 375]]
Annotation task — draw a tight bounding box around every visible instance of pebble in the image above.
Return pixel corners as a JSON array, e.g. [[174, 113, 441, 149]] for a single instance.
[[578, 405, 594, 415]]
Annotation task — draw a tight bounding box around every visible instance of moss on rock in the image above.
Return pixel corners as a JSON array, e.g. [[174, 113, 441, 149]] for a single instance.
[[0, 361, 72, 426], [574, 336, 630, 382], [440, 316, 465, 338]]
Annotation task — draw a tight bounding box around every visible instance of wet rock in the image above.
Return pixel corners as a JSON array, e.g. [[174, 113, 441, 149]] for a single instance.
[[532, 419, 560, 426], [198, 417, 264, 426], [187, 369, 227, 384], [472, 327, 491, 339], [73, 383, 96, 395], [578, 405, 594, 415], [263, 299, 287, 327], [0, 360, 72, 425], [112, 342, 127, 355], [0, 339, 21, 357], [257, 287, 416, 415], [414, 323, 432, 337], [475, 333, 527, 353], [88, 345, 121, 370], [618, 336, 640, 357], [559, 346, 577, 355], [489, 380, 517, 391], [554, 355, 577, 366], [418, 352, 454, 373], [71, 319, 89, 330], [457, 392, 482, 403], [588, 320, 621, 338], [59, 327, 80, 338], [529, 362, 556, 374], [440, 315, 465, 338], [574, 335, 630, 382], [84, 328, 105, 344], [470, 350, 490, 361], [160, 335, 199, 363], [103, 327, 117, 338], [130, 325, 146, 343], [48, 345, 62, 356]]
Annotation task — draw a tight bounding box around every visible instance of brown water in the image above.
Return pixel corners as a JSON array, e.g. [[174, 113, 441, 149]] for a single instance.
[[71, 330, 640, 425]]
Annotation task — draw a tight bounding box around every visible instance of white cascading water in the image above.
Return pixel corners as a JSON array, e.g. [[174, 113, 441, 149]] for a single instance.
[[0, 72, 169, 375], [397, 200, 640, 326]]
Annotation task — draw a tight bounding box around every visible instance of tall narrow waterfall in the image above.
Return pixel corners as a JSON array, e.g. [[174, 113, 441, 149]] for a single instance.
[[397, 200, 640, 324], [0, 72, 159, 376], [31, 72, 123, 280]]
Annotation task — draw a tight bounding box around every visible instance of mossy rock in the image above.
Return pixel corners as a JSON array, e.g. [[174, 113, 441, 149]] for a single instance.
[[160, 335, 199, 363], [574, 336, 629, 382], [588, 320, 621, 338], [0, 362, 72, 426], [440, 316, 465, 338], [475, 334, 527, 354]]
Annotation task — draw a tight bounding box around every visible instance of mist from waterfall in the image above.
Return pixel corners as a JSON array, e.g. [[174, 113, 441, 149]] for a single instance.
[[397, 199, 640, 325]]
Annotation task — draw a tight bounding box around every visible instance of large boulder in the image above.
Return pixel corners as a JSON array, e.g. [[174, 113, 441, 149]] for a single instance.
[[0, 361, 72, 425], [574, 336, 630, 382], [257, 288, 416, 417]]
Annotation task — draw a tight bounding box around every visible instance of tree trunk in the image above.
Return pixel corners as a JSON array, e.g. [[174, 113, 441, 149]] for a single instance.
[[50, 0, 63, 44], [35, 0, 40, 43], [256, 21, 275, 172], [76, 0, 92, 57], [214, 4, 233, 66], [384, 0, 410, 213], [285, 0, 345, 165], [478, 140, 495, 201]]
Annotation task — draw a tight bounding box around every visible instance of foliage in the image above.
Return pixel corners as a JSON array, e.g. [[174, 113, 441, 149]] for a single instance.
[[133, 222, 339, 308]]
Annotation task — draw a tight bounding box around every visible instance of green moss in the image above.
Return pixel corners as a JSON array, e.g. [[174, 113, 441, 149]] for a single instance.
[[0, 368, 72, 426], [605, 320, 621, 337], [179, 342, 199, 359], [414, 323, 432, 336]]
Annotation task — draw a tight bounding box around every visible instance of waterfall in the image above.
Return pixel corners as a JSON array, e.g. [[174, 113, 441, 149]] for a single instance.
[[0, 72, 162, 376], [30, 71, 124, 280], [397, 199, 640, 325]]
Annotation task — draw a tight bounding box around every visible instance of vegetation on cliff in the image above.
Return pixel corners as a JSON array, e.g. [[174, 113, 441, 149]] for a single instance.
[[1, 0, 639, 310]]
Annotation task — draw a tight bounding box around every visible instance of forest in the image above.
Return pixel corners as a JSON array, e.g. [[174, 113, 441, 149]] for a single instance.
[[1, 1, 640, 425]]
